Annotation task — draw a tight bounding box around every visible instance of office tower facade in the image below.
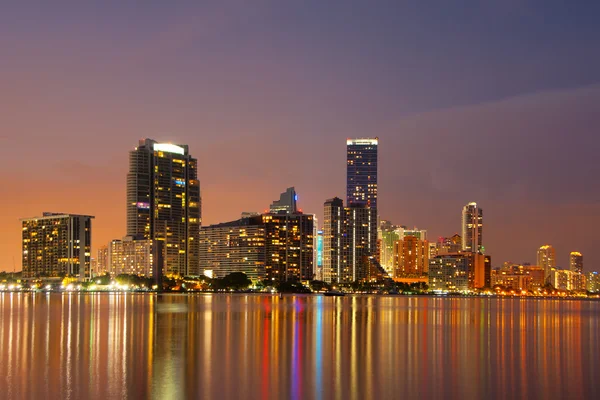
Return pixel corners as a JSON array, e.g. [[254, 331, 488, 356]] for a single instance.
[[462, 202, 483, 253], [107, 236, 159, 276], [199, 216, 266, 281], [393, 236, 429, 277], [550, 269, 586, 291], [269, 187, 298, 214], [347, 138, 378, 208], [588, 272, 600, 293], [428, 254, 470, 292], [263, 213, 314, 282], [21, 213, 93, 279], [570, 252, 583, 273], [97, 245, 109, 275], [347, 138, 378, 256], [537, 245, 556, 281], [315, 229, 324, 281], [379, 220, 400, 275], [322, 197, 377, 283], [323, 198, 343, 283], [127, 139, 201, 276]]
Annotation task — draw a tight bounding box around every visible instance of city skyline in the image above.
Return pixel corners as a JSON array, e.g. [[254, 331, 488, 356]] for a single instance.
[[2, 1, 600, 271], [0, 135, 594, 273]]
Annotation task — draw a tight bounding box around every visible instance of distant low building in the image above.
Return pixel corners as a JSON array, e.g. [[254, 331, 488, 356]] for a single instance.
[[491, 264, 545, 291], [107, 236, 160, 277]]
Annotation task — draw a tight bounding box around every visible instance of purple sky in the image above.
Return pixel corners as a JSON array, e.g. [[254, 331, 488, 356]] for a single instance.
[[1, 1, 599, 271]]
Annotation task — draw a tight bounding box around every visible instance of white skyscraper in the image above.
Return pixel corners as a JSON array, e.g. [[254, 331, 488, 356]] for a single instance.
[[462, 202, 483, 253]]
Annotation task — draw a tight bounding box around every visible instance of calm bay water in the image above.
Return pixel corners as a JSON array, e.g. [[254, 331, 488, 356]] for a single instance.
[[0, 293, 599, 400]]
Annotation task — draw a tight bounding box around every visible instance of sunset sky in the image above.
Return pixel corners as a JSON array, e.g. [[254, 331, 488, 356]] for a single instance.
[[1, 1, 600, 271]]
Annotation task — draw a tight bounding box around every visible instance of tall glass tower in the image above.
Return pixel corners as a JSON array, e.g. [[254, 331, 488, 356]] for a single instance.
[[127, 139, 201, 276], [346, 138, 378, 208]]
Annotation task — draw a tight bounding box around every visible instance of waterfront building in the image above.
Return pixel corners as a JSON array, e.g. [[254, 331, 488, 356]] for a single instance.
[[569, 252, 583, 274], [199, 212, 313, 282], [97, 245, 108, 275], [537, 245, 556, 281], [315, 230, 324, 281], [378, 220, 400, 275], [322, 197, 377, 283], [587, 272, 600, 293], [199, 216, 266, 281], [21, 212, 93, 279], [462, 202, 483, 253], [484, 255, 492, 288], [491, 264, 545, 292], [393, 235, 429, 277], [263, 212, 314, 282], [323, 197, 343, 283], [550, 269, 586, 291], [106, 236, 161, 277], [346, 138, 378, 257], [428, 254, 469, 292], [127, 138, 201, 277]]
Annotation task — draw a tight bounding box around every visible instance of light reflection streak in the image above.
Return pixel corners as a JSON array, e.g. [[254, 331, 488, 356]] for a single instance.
[[0, 294, 598, 399]]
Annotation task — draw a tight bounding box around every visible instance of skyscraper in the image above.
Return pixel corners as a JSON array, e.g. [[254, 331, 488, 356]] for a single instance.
[[570, 251, 583, 273], [323, 197, 343, 283], [127, 139, 201, 276], [462, 202, 483, 253], [322, 197, 377, 283], [346, 138, 378, 208], [269, 187, 298, 214], [21, 212, 93, 279], [263, 213, 314, 282], [537, 245, 556, 281], [347, 138, 378, 254]]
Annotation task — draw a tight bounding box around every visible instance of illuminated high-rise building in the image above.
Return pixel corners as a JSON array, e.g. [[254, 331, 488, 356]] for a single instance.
[[587, 272, 600, 293], [106, 236, 162, 277], [127, 139, 201, 276], [314, 229, 324, 281], [97, 245, 108, 275], [379, 220, 400, 275], [393, 235, 429, 277], [428, 254, 469, 292], [323, 197, 377, 283], [21, 212, 93, 279], [537, 245, 556, 281], [347, 138, 378, 255], [462, 202, 483, 253], [347, 138, 378, 208], [199, 216, 266, 281], [569, 251, 583, 274], [263, 213, 314, 282], [323, 198, 343, 283]]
